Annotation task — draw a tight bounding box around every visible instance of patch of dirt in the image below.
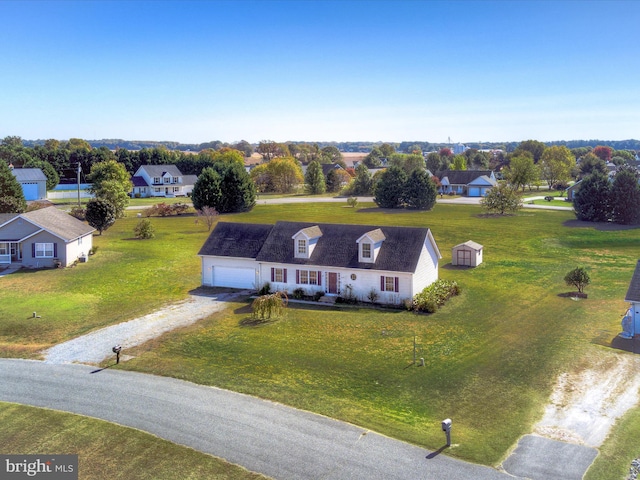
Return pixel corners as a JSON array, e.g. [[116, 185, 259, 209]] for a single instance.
[[534, 350, 640, 447]]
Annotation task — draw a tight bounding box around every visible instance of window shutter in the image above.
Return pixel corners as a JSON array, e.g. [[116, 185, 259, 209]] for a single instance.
[[380, 276, 384, 291], [296, 270, 300, 283], [32, 244, 36, 257], [283, 269, 287, 283], [271, 268, 274, 282], [394, 277, 399, 293], [317, 271, 321, 286], [53, 243, 57, 257]]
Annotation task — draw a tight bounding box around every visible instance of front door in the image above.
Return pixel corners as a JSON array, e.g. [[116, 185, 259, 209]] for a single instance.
[[327, 272, 339, 294], [11, 243, 22, 262]]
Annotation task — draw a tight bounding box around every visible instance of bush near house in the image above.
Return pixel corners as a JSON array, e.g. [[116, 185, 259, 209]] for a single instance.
[[412, 280, 460, 313]]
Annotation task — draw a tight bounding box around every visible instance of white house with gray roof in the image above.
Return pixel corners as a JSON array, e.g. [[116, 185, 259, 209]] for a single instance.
[[131, 165, 197, 198], [0, 207, 94, 268], [198, 221, 442, 306]]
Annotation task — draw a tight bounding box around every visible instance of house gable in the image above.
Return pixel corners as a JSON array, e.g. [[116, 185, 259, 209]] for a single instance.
[[625, 260, 640, 303], [356, 228, 385, 263]]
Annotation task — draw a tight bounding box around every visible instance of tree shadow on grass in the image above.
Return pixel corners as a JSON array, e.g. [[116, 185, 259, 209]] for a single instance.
[[563, 219, 640, 231], [238, 316, 277, 327]]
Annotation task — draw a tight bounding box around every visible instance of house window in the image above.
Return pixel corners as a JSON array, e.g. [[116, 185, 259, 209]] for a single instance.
[[271, 267, 287, 283], [297, 239, 306, 255], [154, 177, 161, 184], [381, 276, 399, 292], [164, 177, 170, 184], [362, 243, 371, 259], [297, 269, 320, 285], [35, 243, 54, 258], [78, 237, 82, 246], [173, 187, 180, 193], [0, 243, 8, 255]]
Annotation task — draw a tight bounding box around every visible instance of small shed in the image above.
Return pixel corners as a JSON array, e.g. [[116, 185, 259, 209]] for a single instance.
[[452, 241, 483, 267], [12, 168, 47, 201]]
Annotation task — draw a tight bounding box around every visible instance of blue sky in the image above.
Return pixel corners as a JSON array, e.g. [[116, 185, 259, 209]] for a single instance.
[[1, 0, 638, 144]]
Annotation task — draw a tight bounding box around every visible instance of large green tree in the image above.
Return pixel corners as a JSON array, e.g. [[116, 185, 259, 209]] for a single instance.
[[403, 169, 437, 210], [374, 166, 407, 208], [304, 161, 326, 194], [24, 159, 60, 190], [539, 146, 574, 189], [611, 166, 640, 225], [88, 160, 132, 218], [192, 162, 256, 213], [350, 163, 373, 195], [85, 198, 116, 235], [0, 161, 26, 213], [514, 140, 546, 163], [506, 155, 537, 191], [572, 171, 611, 222], [480, 183, 522, 215]]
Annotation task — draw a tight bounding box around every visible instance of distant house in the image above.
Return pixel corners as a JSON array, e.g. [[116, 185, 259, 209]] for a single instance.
[[438, 170, 497, 197], [0, 207, 94, 268], [131, 165, 197, 198], [198, 221, 442, 306], [11, 168, 47, 201]]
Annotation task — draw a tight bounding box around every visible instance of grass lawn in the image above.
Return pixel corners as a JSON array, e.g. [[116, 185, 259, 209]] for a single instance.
[[0, 402, 267, 480], [2, 202, 640, 471]]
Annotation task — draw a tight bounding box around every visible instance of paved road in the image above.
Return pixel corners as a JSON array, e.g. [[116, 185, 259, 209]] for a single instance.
[[0, 359, 514, 480]]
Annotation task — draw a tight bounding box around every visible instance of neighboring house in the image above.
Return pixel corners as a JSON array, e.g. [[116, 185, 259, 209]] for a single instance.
[[130, 165, 196, 197], [622, 260, 640, 338], [565, 180, 582, 201], [198, 221, 442, 306], [438, 170, 497, 197], [0, 207, 94, 268], [11, 167, 47, 201], [452, 241, 483, 267]]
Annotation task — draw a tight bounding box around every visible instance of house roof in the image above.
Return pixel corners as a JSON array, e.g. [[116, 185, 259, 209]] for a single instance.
[[12, 168, 47, 182], [21, 207, 95, 241], [468, 175, 498, 187], [183, 175, 198, 186], [297, 225, 323, 239], [625, 260, 640, 303], [138, 165, 183, 177], [131, 176, 149, 187], [438, 170, 493, 185], [198, 222, 274, 258], [453, 240, 483, 251]]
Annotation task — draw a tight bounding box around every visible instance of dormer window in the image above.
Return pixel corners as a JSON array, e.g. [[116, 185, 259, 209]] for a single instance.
[[154, 177, 161, 184], [297, 239, 307, 255], [361, 243, 371, 259], [357, 228, 385, 263]]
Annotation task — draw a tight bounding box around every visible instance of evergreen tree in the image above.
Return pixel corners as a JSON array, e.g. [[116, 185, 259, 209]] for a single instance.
[[192, 167, 222, 212], [572, 171, 611, 222], [325, 169, 340, 193], [85, 198, 116, 235], [611, 166, 640, 225], [304, 161, 326, 194], [403, 169, 437, 210], [192, 161, 256, 214], [374, 166, 407, 208], [24, 158, 60, 190], [0, 161, 26, 213], [351, 163, 372, 195]]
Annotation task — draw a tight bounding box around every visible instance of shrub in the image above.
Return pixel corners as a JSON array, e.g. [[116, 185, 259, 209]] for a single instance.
[[347, 197, 358, 208], [293, 288, 305, 300], [313, 291, 324, 302], [367, 288, 379, 304], [251, 291, 288, 320], [413, 280, 460, 313], [258, 282, 271, 296], [69, 206, 86, 220], [134, 219, 155, 239]]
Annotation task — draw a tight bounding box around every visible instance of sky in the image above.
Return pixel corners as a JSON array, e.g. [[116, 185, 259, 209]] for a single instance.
[[1, 0, 638, 144]]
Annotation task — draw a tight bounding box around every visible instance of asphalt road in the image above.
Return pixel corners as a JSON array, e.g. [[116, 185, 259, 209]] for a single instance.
[[0, 359, 514, 480]]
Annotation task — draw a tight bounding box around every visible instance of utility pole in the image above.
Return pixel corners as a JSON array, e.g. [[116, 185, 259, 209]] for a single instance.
[[77, 163, 81, 207]]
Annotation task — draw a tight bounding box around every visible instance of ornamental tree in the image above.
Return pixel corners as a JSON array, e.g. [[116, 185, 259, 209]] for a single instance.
[[480, 183, 522, 215], [85, 198, 116, 235], [564, 267, 590, 293]]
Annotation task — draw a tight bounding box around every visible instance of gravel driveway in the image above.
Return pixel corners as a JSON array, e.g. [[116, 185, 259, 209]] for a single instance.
[[43, 290, 248, 364]]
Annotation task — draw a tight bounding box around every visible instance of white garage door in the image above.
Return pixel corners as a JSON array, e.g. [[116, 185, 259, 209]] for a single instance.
[[212, 266, 255, 289]]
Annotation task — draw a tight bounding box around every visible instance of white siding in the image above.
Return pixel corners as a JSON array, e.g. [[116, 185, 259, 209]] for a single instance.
[[64, 234, 93, 267], [411, 240, 439, 296]]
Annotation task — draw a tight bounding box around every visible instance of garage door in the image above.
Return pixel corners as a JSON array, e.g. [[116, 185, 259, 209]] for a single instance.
[[22, 183, 39, 201], [468, 187, 480, 197], [212, 266, 255, 289]]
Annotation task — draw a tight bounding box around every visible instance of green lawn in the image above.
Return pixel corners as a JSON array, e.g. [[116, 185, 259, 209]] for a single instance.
[[0, 402, 267, 480], [2, 202, 639, 471]]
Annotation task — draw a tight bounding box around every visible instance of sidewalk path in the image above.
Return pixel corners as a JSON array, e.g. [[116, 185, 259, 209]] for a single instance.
[[0, 359, 514, 480]]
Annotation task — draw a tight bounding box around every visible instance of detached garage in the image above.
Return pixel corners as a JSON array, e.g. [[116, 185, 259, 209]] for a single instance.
[[452, 241, 483, 267], [12, 168, 47, 201]]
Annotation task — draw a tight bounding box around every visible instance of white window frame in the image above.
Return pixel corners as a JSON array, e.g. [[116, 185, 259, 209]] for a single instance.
[[274, 268, 284, 283], [35, 243, 54, 258], [362, 243, 371, 259], [297, 239, 306, 255], [383, 276, 396, 292], [298, 270, 318, 285]]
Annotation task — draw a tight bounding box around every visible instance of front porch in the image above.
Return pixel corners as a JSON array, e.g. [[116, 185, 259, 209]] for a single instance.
[[0, 242, 22, 265]]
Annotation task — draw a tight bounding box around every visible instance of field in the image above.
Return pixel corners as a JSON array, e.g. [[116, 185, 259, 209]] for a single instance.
[[1, 201, 639, 473]]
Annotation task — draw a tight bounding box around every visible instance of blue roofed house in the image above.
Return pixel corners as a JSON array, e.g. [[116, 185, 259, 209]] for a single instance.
[[11, 167, 47, 201], [438, 170, 497, 197], [0, 206, 94, 268], [131, 165, 197, 198], [198, 221, 442, 306]]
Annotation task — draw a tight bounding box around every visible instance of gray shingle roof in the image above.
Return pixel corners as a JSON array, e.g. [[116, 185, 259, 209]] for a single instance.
[[22, 207, 95, 241], [454, 240, 483, 251], [198, 222, 274, 258], [438, 170, 493, 185], [138, 165, 183, 177], [625, 260, 640, 302]]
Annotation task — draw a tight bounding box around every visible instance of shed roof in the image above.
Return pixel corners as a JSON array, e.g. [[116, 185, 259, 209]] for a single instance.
[[453, 240, 483, 251], [12, 168, 47, 182], [625, 260, 640, 303], [438, 170, 493, 185]]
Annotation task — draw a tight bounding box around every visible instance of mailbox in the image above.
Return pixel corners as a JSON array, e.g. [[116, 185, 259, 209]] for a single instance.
[[441, 418, 452, 432]]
